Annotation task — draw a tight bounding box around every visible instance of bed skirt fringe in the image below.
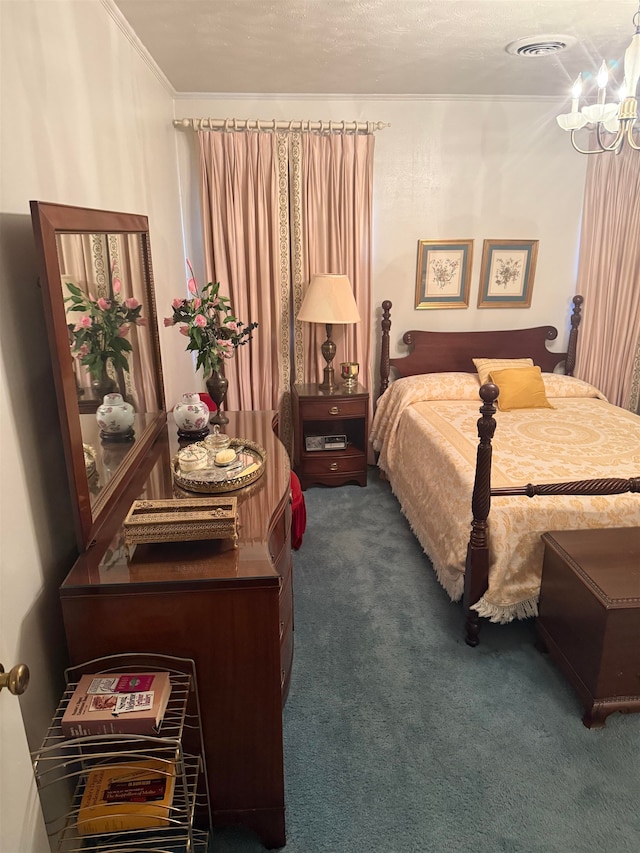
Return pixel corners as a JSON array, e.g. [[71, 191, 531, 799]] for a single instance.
[[385, 475, 465, 602], [382, 465, 540, 624], [471, 595, 539, 624]]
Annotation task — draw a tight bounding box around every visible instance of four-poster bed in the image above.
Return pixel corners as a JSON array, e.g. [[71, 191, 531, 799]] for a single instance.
[[372, 297, 640, 646]]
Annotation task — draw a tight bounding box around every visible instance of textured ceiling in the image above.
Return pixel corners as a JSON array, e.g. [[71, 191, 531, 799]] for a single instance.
[[112, 0, 639, 98]]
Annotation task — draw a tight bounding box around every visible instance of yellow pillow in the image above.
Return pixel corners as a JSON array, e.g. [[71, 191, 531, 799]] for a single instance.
[[489, 366, 554, 412], [473, 357, 534, 386]]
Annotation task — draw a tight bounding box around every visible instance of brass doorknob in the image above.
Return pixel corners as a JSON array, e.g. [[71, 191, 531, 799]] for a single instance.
[[0, 663, 30, 696]]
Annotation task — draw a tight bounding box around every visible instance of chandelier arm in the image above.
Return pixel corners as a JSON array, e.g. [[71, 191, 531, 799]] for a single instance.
[[595, 122, 624, 152], [626, 123, 640, 150], [569, 130, 608, 155]]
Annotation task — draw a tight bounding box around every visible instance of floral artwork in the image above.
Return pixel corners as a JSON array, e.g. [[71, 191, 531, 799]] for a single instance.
[[65, 274, 146, 383], [493, 256, 522, 290], [415, 240, 473, 309], [165, 261, 258, 378], [478, 240, 539, 308], [430, 257, 460, 290]]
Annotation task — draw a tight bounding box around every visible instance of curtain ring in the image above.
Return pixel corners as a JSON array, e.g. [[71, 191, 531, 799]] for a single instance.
[[224, 118, 231, 131]]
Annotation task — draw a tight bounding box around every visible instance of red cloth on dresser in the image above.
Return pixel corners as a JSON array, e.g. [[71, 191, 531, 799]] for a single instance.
[[198, 392, 217, 412], [290, 471, 306, 550]]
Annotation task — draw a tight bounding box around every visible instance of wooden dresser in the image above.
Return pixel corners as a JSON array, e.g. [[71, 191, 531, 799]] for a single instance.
[[59, 411, 292, 848]]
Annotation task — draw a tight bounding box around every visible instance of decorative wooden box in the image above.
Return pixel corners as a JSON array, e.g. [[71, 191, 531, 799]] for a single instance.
[[537, 527, 640, 728], [123, 497, 238, 547]]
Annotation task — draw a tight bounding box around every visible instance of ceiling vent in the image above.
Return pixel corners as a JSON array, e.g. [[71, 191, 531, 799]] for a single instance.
[[505, 35, 576, 57]]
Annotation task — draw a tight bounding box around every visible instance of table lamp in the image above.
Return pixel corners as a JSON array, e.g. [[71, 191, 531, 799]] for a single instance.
[[297, 274, 361, 392]]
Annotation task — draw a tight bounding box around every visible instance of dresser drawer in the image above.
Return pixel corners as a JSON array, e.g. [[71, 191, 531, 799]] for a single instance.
[[279, 568, 293, 629], [269, 501, 291, 566], [280, 612, 294, 698], [299, 397, 367, 420]]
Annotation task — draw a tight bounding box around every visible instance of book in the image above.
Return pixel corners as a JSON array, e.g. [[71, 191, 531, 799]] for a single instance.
[[61, 672, 172, 737], [76, 758, 176, 835]]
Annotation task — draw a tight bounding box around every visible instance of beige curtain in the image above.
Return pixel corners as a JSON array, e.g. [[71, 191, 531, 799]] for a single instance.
[[630, 329, 640, 414], [574, 145, 640, 409], [292, 133, 374, 401], [198, 131, 291, 438], [198, 127, 376, 454]]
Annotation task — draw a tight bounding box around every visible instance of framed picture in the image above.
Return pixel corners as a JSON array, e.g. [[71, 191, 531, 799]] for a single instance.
[[477, 239, 539, 308], [415, 239, 473, 309]]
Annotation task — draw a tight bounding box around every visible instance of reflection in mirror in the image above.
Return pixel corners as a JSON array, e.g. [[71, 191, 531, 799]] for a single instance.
[[57, 233, 160, 415], [30, 202, 166, 551], [56, 232, 163, 512]]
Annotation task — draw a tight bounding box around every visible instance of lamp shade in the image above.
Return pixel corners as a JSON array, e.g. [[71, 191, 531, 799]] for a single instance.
[[297, 274, 361, 324]]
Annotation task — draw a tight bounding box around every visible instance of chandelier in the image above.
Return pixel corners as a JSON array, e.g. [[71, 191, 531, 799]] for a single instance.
[[556, 2, 640, 153]]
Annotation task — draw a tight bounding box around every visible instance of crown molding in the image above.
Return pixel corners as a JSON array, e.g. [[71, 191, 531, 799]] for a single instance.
[[173, 91, 563, 104], [100, 0, 176, 95]]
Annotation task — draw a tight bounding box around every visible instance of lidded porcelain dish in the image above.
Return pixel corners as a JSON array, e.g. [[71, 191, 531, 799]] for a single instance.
[[176, 444, 209, 473]]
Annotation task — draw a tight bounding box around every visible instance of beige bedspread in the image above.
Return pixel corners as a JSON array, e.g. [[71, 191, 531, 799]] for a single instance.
[[371, 373, 640, 622]]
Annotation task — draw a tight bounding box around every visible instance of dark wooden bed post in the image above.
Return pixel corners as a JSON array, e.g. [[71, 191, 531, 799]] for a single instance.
[[379, 300, 392, 397], [565, 295, 583, 376], [463, 383, 499, 647]]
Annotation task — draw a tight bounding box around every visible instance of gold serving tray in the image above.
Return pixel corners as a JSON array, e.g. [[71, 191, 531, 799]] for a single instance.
[[172, 437, 267, 494], [124, 496, 238, 546]]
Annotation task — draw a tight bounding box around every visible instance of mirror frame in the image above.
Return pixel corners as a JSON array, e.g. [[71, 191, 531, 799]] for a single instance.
[[30, 201, 166, 551]]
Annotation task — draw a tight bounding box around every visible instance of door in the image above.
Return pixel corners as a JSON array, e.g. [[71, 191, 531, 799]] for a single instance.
[[0, 368, 50, 851], [0, 653, 49, 851]]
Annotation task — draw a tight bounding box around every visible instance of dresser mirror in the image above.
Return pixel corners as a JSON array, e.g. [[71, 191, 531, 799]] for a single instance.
[[30, 201, 166, 551]]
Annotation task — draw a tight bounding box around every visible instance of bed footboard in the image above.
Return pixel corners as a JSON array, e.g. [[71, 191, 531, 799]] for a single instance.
[[463, 382, 640, 647]]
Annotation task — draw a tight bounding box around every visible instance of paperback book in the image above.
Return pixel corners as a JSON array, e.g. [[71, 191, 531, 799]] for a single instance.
[[76, 757, 176, 835], [61, 672, 172, 737]]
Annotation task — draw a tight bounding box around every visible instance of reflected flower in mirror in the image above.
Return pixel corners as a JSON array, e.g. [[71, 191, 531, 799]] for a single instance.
[[65, 274, 147, 392]]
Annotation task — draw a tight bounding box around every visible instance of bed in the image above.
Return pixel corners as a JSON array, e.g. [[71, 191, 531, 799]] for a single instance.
[[371, 297, 640, 646]]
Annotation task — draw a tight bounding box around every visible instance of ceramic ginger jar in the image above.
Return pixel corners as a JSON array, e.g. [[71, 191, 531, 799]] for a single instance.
[[96, 393, 135, 440], [173, 392, 210, 439]]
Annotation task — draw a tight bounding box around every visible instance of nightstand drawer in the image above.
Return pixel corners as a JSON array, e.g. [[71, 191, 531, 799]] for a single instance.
[[302, 451, 364, 476], [299, 397, 367, 420]]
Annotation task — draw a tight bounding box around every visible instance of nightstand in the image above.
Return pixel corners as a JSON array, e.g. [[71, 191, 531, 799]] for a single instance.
[[292, 382, 369, 490]]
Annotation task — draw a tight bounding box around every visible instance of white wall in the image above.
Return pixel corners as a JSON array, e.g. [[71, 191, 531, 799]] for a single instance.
[[175, 95, 587, 389], [0, 5, 184, 845]]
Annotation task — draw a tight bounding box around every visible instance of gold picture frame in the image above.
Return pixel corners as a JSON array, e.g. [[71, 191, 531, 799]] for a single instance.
[[415, 239, 473, 309], [477, 239, 539, 308]]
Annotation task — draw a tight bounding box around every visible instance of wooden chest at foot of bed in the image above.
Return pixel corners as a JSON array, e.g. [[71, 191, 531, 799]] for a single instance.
[[537, 528, 640, 728]]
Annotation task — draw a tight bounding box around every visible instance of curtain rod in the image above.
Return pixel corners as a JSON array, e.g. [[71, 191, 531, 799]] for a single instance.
[[173, 118, 390, 133]]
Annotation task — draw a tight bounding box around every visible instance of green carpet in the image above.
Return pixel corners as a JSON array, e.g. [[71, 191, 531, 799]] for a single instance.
[[212, 467, 640, 852]]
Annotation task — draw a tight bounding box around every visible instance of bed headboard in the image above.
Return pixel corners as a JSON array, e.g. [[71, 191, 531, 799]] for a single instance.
[[378, 295, 583, 398]]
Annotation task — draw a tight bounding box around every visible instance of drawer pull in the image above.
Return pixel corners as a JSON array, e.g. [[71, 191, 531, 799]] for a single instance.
[[328, 406, 340, 415], [329, 462, 339, 471]]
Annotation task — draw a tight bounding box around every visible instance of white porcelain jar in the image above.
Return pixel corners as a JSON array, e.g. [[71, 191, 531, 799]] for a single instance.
[[96, 393, 135, 437], [173, 392, 210, 436]]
